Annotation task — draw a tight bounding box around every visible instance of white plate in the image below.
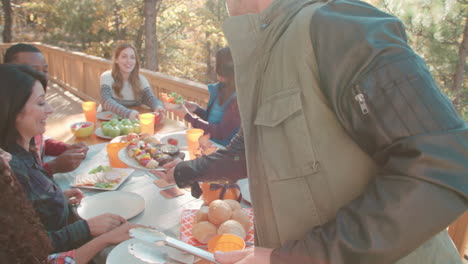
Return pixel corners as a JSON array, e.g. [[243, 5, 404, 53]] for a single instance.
[[107, 238, 194, 264], [107, 239, 155, 264], [77, 191, 145, 220], [118, 148, 166, 171], [97, 111, 120, 121], [95, 127, 115, 139], [158, 131, 188, 148], [238, 179, 251, 204], [71, 167, 135, 191]]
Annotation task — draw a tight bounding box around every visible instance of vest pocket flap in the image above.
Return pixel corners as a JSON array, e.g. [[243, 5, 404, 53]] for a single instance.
[[254, 89, 302, 127]]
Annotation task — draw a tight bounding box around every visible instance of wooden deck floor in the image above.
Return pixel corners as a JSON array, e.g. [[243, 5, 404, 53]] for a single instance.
[[45, 83, 86, 143]]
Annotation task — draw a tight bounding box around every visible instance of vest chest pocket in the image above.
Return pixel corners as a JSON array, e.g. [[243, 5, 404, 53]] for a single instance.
[[254, 89, 320, 181]]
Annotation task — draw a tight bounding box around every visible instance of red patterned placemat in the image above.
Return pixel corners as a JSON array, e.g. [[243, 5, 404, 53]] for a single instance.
[[180, 208, 255, 247]]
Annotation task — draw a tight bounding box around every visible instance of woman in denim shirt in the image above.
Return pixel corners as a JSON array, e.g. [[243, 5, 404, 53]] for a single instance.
[[0, 64, 126, 253]]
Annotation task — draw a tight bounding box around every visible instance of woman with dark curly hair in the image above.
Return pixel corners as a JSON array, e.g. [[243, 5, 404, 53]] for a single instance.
[[0, 147, 140, 264], [0, 148, 51, 263], [0, 64, 130, 253]]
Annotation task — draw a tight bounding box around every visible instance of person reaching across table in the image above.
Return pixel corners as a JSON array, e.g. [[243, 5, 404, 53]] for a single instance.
[[3, 43, 88, 176], [169, 47, 241, 146], [100, 42, 165, 120], [154, 0, 467, 263], [0, 147, 139, 264], [0, 64, 127, 253]]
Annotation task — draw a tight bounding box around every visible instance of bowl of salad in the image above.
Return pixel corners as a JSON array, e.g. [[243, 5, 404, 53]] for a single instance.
[[161, 92, 184, 110]]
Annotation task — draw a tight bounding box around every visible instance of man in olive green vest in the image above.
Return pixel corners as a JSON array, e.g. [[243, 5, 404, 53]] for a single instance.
[[156, 0, 468, 263]]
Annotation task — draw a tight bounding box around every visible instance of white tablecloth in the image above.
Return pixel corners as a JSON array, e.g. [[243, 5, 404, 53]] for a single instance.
[[51, 141, 204, 263]]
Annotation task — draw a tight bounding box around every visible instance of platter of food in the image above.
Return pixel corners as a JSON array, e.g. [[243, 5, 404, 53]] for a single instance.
[[98, 119, 141, 138], [71, 165, 135, 191], [180, 200, 254, 247], [94, 127, 114, 139], [77, 191, 144, 220], [157, 131, 187, 149], [118, 133, 185, 171], [97, 111, 121, 121]]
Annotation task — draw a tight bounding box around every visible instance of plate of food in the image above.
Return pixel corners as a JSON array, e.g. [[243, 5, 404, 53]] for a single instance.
[[97, 111, 121, 121], [118, 133, 185, 171], [72, 165, 135, 191], [158, 131, 187, 149], [98, 119, 142, 139], [94, 127, 115, 139], [77, 191, 144, 220], [106, 238, 195, 264], [180, 200, 255, 247]]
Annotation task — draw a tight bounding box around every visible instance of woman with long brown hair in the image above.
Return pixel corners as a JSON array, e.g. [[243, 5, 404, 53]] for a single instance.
[[0, 147, 140, 264], [0, 64, 127, 254], [100, 42, 164, 120]]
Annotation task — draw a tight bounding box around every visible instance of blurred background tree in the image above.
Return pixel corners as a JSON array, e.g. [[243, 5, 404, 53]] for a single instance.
[[1, 0, 466, 119], [370, 0, 467, 120]]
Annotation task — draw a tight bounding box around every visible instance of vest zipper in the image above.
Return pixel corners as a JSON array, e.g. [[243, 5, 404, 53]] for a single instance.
[[352, 84, 369, 115]]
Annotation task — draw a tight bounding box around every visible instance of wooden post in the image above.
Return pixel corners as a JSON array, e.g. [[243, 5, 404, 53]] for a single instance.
[[448, 211, 468, 257]]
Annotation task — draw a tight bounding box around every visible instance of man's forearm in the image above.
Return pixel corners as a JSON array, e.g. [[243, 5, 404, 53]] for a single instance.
[[174, 130, 247, 187]]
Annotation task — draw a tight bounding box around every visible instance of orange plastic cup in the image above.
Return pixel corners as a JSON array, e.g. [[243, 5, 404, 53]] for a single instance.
[[207, 234, 246, 253], [139, 113, 155, 135], [81, 101, 97, 125], [106, 142, 128, 168], [186, 128, 204, 160]]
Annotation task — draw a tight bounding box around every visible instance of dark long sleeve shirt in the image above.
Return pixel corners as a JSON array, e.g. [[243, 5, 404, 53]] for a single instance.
[[8, 144, 91, 253]]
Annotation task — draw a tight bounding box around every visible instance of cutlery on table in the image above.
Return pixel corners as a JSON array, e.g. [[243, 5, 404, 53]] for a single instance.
[[129, 227, 219, 264]]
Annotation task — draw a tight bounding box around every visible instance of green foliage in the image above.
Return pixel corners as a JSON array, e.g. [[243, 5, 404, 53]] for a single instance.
[[368, 0, 467, 120], [18, 0, 227, 84], [14, 0, 466, 120]]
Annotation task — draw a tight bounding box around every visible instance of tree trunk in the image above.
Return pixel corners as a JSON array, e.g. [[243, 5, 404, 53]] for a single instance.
[[451, 17, 468, 108], [144, 0, 158, 71], [205, 32, 214, 82], [2, 0, 13, 43]]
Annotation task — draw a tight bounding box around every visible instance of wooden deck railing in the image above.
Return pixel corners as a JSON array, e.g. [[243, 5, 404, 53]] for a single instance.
[[0, 43, 210, 120]]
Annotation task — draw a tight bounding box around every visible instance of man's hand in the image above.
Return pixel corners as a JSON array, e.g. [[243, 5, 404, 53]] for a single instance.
[[129, 110, 140, 120], [183, 101, 199, 113], [100, 222, 143, 245], [214, 247, 273, 264], [0, 148, 12, 169], [151, 158, 182, 185], [87, 213, 127, 237], [47, 149, 86, 174], [63, 188, 84, 205], [67, 142, 89, 156], [154, 107, 166, 123], [168, 105, 189, 119]]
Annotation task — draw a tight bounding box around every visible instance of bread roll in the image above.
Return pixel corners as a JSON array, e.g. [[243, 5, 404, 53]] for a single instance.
[[208, 200, 232, 225], [231, 208, 251, 233], [192, 221, 217, 244], [194, 206, 209, 223], [217, 220, 246, 240], [224, 199, 242, 211]]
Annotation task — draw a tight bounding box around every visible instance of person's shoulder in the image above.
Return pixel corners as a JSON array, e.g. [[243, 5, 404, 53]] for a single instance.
[[138, 73, 150, 88], [100, 70, 112, 78], [9, 152, 28, 175], [100, 70, 114, 85], [207, 82, 221, 93], [310, 0, 401, 31]]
